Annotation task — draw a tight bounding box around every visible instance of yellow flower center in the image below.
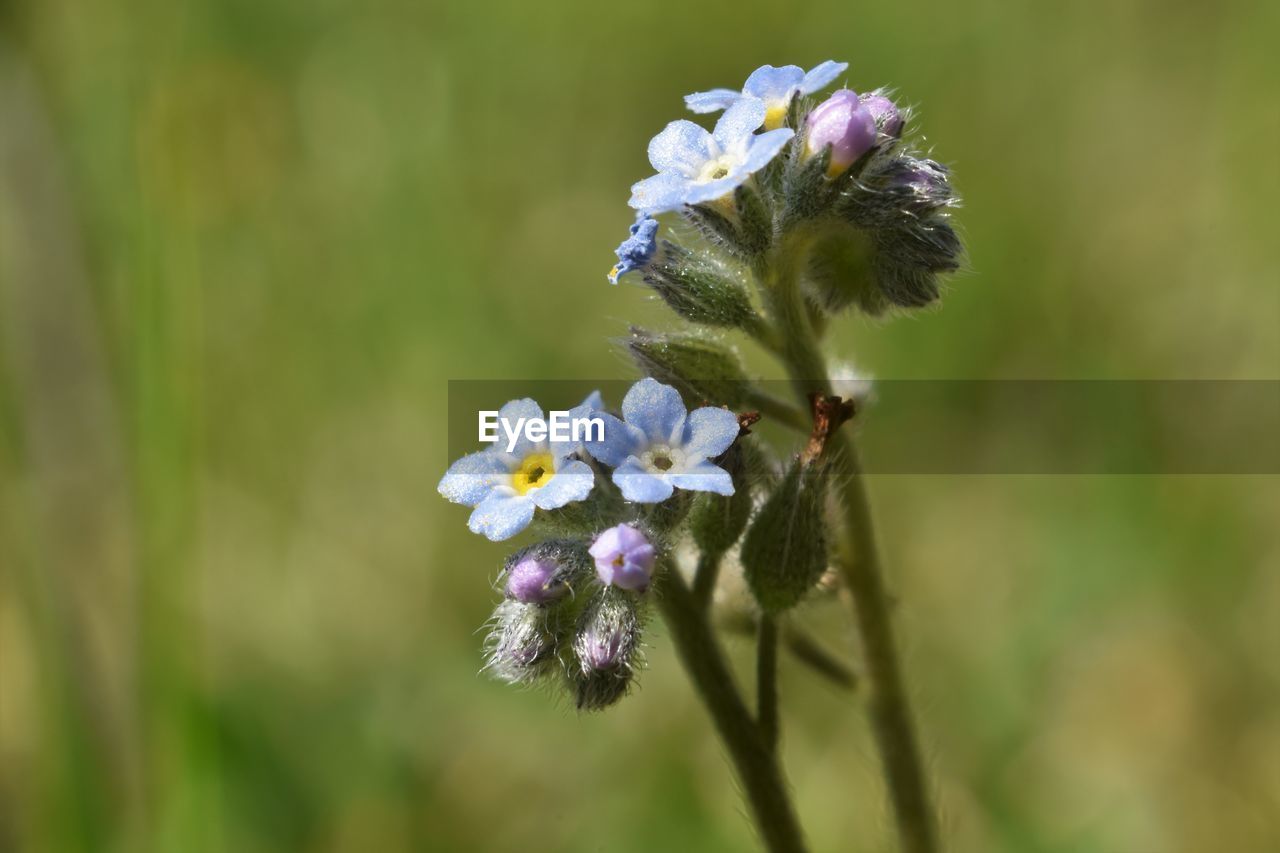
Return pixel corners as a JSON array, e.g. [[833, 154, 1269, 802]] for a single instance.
[[511, 452, 555, 495], [763, 102, 789, 130]]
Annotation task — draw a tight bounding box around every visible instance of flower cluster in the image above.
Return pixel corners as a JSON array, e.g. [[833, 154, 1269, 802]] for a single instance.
[[438, 378, 745, 708], [610, 62, 962, 314], [442, 61, 964, 712]]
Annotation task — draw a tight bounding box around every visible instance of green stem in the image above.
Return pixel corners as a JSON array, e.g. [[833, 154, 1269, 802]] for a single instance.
[[742, 386, 810, 433], [784, 624, 858, 690], [756, 614, 780, 754], [763, 238, 940, 853], [692, 550, 723, 609], [657, 567, 808, 853]]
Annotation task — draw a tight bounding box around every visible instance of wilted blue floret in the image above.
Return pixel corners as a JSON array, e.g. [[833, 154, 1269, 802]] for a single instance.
[[629, 98, 793, 214], [685, 61, 848, 124], [586, 378, 740, 503], [438, 394, 599, 541], [608, 214, 659, 284]]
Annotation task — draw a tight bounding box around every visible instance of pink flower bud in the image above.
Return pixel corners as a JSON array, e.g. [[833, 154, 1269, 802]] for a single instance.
[[859, 92, 903, 138], [805, 89, 878, 176]]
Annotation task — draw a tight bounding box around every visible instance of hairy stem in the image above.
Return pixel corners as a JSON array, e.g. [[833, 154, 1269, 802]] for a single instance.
[[756, 614, 780, 753], [742, 387, 810, 433], [692, 550, 723, 609], [657, 567, 808, 853], [763, 239, 940, 853]]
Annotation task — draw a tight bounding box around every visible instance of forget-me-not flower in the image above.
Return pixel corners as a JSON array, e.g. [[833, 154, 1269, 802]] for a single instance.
[[608, 214, 659, 284], [629, 98, 793, 214], [685, 61, 849, 130], [438, 394, 599, 541], [586, 378, 740, 503]]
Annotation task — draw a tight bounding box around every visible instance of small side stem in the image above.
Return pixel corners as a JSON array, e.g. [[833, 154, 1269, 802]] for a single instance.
[[657, 567, 808, 853], [742, 386, 810, 433], [756, 614, 780, 753]]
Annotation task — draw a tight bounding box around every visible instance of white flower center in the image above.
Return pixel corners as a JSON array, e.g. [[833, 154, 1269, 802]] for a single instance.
[[696, 154, 738, 184], [640, 445, 686, 475]]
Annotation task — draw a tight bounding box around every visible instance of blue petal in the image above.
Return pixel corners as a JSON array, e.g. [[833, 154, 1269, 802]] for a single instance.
[[679, 175, 748, 207], [437, 450, 509, 507], [741, 128, 795, 174], [682, 406, 740, 460], [575, 390, 604, 414], [629, 172, 694, 213], [668, 461, 735, 496], [647, 119, 714, 175], [608, 216, 659, 283], [585, 413, 644, 467], [529, 459, 594, 510], [496, 398, 546, 456], [556, 391, 608, 455], [799, 60, 848, 95], [622, 378, 687, 444], [467, 493, 535, 541], [613, 459, 675, 503], [684, 88, 741, 113], [741, 65, 805, 103], [713, 97, 768, 148]]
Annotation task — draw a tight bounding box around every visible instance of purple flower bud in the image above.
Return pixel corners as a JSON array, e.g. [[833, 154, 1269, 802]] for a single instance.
[[805, 89, 877, 177], [859, 93, 903, 138], [485, 601, 556, 684], [589, 524, 656, 592], [505, 556, 566, 604], [580, 623, 625, 670], [572, 587, 642, 709]]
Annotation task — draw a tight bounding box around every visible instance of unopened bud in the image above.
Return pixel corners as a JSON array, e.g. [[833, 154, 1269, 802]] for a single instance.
[[485, 600, 559, 684], [624, 329, 750, 409], [805, 90, 877, 177], [688, 438, 753, 559], [741, 458, 830, 613], [644, 245, 758, 329], [572, 587, 643, 710], [859, 91, 903, 138], [501, 539, 592, 603], [589, 523, 656, 592]]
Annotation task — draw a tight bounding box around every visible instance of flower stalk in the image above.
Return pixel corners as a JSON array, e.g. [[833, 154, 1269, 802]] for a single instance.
[[766, 238, 940, 853], [656, 566, 807, 853]]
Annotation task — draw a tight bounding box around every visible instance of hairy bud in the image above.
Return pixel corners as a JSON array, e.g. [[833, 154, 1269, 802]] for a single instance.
[[644, 243, 759, 329], [502, 539, 593, 603], [741, 458, 830, 613], [804, 223, 878, 313], [688, 439, 753, 559], [572, 586, 643, 710], [734, 183, 773, 257], [859, 91, 904, 139], [684, 201, 750, 260], [805, 90, 878, 177], [485, 600, 560, 684], [624, 329, 750, 409], [781, 141, 831, 226]]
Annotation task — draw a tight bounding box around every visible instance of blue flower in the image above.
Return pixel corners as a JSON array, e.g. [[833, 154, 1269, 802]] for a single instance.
[[685, 61, 849, 130], [438, 394, 598, 541], [629, 98, 793, 214], [608, 214, 659, 284], [586, 378, 740, 503]]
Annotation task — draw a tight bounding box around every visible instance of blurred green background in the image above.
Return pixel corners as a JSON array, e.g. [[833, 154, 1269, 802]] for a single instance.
[[1, 0, 1277, 851]]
